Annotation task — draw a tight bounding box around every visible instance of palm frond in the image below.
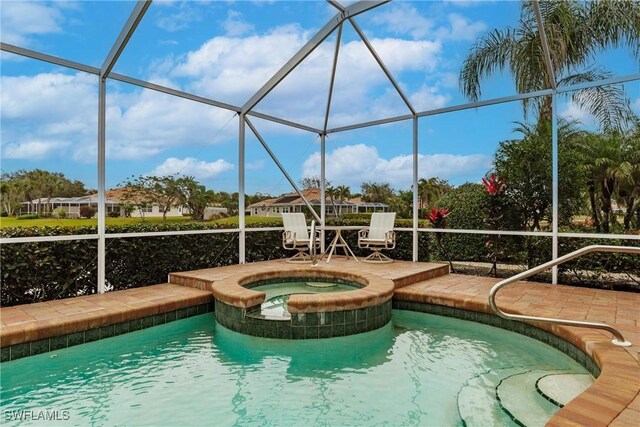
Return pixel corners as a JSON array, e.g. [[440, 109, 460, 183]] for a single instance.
[[459, 28, 518, 102]]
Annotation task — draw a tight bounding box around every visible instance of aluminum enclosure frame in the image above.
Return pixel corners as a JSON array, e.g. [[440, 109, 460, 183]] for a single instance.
[[1, 0, 638, 293]]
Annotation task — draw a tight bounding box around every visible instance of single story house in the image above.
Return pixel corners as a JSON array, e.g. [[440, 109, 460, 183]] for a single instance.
[[246, 188, 389, 217]]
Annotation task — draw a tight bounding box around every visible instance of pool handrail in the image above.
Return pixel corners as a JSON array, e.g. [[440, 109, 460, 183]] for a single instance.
[[310, 220, 318, 266], [489, 244, 639, 347]]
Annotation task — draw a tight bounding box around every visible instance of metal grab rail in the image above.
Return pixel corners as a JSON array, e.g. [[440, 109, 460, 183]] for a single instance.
[[310, 220, 318, 266], [489, 245, 639, 347]]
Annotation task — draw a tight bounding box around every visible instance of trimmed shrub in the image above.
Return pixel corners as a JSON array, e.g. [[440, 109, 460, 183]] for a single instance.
[[16, 214, 40, 220], [79, 206, 96, 219]]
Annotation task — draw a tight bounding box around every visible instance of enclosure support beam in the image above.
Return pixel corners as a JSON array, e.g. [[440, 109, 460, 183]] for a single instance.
[[245, 118, 322, 224], [532, 0, 557, 90], [349, 18, 416, 115], [97, 79, 106, 293], [412, 116, 419, 262], [239, 114, 246, 264], [242, 0, 389, 114], [324, 25, 343, 133], [551, 94, 559, 284], [321, 133, 327, 253], [101, 1, 151, 78]]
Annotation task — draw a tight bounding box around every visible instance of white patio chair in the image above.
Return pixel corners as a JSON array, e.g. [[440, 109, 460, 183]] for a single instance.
[[282, 213, 320, 263], [358, 212, 396, 263]]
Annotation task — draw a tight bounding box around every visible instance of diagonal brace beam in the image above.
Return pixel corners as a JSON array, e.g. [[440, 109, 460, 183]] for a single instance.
[[532, 0, 557, 90], [349, 18, 416, 115], [101, 0, 151, 78], [242, 0, 390, 114], [245, 117, 323, 224], [323, 24, 343, 133]]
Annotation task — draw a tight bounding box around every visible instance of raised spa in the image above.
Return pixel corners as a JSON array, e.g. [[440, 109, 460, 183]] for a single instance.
[[210, 269, 395, 339]]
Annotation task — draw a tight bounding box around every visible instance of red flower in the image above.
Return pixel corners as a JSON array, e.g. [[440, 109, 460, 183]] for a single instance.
[[482, 174, 506, 195], [428, 208, 449, 227]]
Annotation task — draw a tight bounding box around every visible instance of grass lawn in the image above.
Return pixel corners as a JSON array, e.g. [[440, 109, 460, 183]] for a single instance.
[[211, 216, 282, 226], [0, 215, 281, 229], [0, 216, 195, 229]]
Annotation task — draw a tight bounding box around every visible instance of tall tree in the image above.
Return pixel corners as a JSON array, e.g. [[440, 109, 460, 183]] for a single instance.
[[460, 0, 639, 130], [335, 185, 351, 216], [175, 176, 216, 221], [300, 176, 330, 190], [417, 177, 452, 211], [361, 182, 394, 204]]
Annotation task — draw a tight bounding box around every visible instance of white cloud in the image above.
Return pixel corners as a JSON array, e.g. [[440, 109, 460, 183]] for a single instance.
[[303, 144, 491, 188], [0, 1, 64, 46], [440, 13, 487, 41], [410, 85, 451, 111], [170, 26, 442, 126], [221, 10, 254, 37], [155, 3, 202, 32], [2, 140, 70, 160], [150, 157, 234, 180], [0, 71, 239, 163], [560, 100, 594, 126], [633, 97, 640, 112], [370, 4, 434, 40]]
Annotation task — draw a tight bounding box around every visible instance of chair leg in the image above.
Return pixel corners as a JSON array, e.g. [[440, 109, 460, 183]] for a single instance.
[[362, 249, 393, 264], [286, 250, 313, 264]]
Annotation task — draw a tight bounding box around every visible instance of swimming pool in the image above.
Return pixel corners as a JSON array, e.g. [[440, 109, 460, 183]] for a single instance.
[[0, 310, 591, 426]]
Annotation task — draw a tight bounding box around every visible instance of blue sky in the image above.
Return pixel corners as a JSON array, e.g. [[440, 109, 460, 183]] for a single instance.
[[1, 0, 638, 196]]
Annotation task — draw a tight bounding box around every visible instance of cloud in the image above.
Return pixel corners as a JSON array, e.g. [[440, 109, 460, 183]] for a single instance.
[[370, 4, 486, 42], [0, 1, 64, 46], [370, 4, 434, 40], [221, 10, 254, 37], [150, 157, 234, 180], [633, 97, 640, 112], [560, 100, 595, 127], [155, 2, 202, 32], [170, 25, 441, 125], [1, 71, 239, 163], [2, 140, 70, 160], [302, 144, 492, 188], [410, 85, 451, 111], [439, 14, 487, 41]]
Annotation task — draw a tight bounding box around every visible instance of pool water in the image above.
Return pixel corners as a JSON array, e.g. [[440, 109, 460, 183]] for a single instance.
[[0, 311, 590, 426], [250, 281, 359, 318]]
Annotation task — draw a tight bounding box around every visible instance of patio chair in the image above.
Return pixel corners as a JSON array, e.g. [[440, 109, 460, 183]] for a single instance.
[[358, 212, 396, 263], [282, 213, 320, 263]]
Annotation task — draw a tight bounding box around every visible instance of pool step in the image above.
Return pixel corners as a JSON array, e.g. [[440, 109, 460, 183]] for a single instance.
[[496, 370, 567, 427], [457, 367, 525, 426], [535, 373, 593, 407]]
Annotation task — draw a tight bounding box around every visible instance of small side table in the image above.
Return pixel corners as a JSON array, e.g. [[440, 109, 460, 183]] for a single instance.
[[325, 229, 359, 263]]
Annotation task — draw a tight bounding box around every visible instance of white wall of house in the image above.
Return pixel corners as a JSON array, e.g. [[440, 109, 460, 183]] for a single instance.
[[130, 205, 184, 218]]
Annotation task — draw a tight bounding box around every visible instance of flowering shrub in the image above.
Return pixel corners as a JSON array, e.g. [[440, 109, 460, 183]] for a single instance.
[[481, 175, 506, 195], [427, 208, 450, 228], [427, 208, 455, 273]]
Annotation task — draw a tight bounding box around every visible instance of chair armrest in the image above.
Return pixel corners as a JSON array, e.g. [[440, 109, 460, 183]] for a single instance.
[[282, 230, 297, 249], [385, 230, 396, 249], [358, 229, 369, 239]]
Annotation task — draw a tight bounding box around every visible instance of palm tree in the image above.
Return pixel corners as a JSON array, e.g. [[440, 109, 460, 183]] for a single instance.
[[335, 185, 351, 216], [325, 185, 338, 217], [460, 0, 639, 130], [574, 130, 637, 232], [417, 177, 452, 212]]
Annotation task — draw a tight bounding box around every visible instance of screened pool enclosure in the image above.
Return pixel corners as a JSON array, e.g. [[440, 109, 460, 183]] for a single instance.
[[1, 0, 638, 295]]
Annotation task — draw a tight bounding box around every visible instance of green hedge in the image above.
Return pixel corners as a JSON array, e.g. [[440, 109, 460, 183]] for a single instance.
[[1, 220, 637, 306]]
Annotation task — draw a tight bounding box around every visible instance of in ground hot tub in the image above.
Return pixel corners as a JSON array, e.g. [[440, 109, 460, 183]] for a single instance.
[[210, 268, 395, 339]]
